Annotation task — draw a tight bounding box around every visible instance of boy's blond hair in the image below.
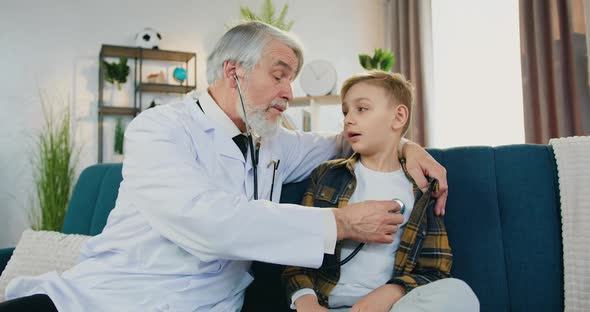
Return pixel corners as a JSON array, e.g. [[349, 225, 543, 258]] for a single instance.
[[341, 71, 413, 135]]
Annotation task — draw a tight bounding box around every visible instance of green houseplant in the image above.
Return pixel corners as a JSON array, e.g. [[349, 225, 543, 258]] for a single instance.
[[30, 99, 77, 231], [239, 0, 294, 31], [358, 48, 395, 71], [103, 57, 130, 90], [114, 117, 125, 155]]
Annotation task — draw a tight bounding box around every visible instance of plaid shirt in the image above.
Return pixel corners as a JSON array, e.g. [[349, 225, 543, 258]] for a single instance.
[[281, 154, 453, 308]]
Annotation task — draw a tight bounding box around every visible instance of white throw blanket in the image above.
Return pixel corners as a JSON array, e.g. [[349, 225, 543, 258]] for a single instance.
[[550, 136, 590, 312]]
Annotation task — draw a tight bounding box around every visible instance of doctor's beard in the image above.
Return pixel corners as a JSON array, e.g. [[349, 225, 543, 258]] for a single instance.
[[236, 99, 289, 139]]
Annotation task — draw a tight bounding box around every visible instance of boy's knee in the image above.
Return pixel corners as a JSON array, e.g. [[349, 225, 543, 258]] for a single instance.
[[441, 278, 479, 310]]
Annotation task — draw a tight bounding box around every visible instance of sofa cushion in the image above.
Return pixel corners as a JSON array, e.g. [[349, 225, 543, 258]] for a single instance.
[[427, 145, 563, 312], [426, 147, 511, 311], [0, 248, 14, 275], [0, 230, 89, 302], [494, 145, 562, 311], [62, 164, 123, 235]]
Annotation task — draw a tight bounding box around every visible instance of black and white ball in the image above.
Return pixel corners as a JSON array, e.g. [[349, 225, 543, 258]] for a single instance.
[[135, 28, 161, 49]]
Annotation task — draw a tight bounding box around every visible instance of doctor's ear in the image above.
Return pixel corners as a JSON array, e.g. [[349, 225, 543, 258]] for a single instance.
[[391, 104, 409, 131], [223, 61, 245, 88]]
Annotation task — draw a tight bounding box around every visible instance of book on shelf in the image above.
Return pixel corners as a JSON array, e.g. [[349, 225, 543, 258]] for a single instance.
[[303, 110, 312, 132]]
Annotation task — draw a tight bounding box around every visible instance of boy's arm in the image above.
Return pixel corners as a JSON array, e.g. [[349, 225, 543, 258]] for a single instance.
[[281, 168, 323, 309], [386, 211, 453, 291]]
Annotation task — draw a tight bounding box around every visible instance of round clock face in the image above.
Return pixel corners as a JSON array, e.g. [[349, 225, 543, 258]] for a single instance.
[[299, 60, 337, 96]]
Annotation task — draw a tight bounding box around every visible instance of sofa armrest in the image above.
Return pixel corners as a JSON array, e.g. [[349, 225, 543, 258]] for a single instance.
[[0, 247, 15, 274]]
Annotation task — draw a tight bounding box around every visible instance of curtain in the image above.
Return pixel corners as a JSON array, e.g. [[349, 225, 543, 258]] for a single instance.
[[386, 0, 430, 146], [519, 0, 590, 143]]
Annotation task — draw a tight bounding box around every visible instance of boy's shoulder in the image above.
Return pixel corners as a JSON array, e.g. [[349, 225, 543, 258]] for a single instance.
[[316, 158, 350, 171], [311, 157, 352, 181]]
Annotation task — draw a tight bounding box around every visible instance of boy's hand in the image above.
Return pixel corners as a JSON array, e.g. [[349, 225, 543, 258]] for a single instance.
[[402, 141, 448, 216], [294, 294, 329, 312], [350, 284, 405, 312], [333, 200, 404, 242]]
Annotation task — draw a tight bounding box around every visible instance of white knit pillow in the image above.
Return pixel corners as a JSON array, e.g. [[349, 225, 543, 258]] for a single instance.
[[0, 230, 90, 302]]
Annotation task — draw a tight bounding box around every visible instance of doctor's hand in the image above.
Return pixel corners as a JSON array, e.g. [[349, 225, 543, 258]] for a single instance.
[[333, 200, 404, 243], [402, 140, 448, 216]]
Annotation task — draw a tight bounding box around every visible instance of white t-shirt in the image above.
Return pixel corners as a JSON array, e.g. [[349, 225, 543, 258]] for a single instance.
[[291, 160, 415, 309]]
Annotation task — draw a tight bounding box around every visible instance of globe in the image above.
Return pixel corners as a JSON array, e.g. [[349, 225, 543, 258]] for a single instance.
[[173, 67, 187, 84]]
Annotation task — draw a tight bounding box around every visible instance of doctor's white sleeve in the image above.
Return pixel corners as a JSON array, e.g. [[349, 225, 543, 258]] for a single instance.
[[279, 129, 352, 184], [122, 110, 331, 268]]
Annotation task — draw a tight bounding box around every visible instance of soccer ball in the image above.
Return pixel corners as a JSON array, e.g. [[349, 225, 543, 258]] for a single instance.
[[135, 28, 161, 49]]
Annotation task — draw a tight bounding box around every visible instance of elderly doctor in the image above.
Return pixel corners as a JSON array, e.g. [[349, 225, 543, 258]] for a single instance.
[[1, 22, 448, 311]]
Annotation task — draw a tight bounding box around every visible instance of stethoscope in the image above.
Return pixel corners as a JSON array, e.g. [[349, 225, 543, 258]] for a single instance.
[[234, 75, 260, 200], [323, 179, 439, 269], [195, 76, 282, 201]]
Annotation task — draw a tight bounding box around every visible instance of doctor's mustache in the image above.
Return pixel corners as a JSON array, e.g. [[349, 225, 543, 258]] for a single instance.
[[266, 100, 289, 112]]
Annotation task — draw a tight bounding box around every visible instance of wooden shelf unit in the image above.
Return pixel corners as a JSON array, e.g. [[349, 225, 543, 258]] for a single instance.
[[98, 44, 197, 162], [291, 94, 341, 107]]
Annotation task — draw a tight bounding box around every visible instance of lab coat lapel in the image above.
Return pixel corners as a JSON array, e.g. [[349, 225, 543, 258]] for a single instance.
[[213, 130, 247, 163], [188, 94, 246, 164]]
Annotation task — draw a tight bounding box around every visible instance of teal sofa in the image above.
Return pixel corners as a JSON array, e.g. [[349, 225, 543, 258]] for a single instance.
[[0, 144, 564, 311]]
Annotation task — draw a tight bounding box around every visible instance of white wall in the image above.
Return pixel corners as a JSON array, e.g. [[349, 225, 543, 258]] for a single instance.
[[0, 0, 385, 248], [428, 0, 525, 148]]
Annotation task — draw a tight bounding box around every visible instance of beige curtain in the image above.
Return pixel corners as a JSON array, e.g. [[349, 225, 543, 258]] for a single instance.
[[386, 0, 429, 146], [519, 0, 590, 143]]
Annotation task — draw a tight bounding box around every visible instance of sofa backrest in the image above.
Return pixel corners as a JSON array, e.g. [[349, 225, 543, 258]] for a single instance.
[[425, 145, 563, 312], [62, 163, 123, 236], [62, 145, 563, 312]]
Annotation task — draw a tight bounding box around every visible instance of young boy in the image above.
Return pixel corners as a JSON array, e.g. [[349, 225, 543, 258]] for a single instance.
[[282, 71, 478, 312]]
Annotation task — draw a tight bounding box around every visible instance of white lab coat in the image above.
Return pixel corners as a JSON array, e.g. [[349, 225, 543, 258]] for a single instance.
[[5, 92, 347, 311]]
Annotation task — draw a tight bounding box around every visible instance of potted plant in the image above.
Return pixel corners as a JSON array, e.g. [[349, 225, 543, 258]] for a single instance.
[[30, 97, 77, 231], [103, 57, 130, 90], [113, 118, 125, 162], [239, 0, 294, 31], [358, 48, 395, 71]]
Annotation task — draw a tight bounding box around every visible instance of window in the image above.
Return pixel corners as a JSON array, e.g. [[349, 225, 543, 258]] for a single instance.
[[428, 0, 525, 147]]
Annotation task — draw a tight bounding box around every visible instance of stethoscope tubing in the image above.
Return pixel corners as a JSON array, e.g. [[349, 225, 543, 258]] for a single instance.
[[234, 75, 259, 200]]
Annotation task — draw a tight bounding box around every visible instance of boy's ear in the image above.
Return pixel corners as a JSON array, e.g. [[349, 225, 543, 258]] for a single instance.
[[391, 104, 409, 131]]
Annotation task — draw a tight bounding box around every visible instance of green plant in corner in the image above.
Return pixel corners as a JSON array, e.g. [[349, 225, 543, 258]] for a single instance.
[[358, 48, 395, 72], [114, 118, 125, 155], [30, 95, 78, 231], [240, 0, 294, 31], [103, 57, 130, 90]]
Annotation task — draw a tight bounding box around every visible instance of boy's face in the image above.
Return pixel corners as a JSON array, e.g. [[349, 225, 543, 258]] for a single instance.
[[342, 82, 403, 155]]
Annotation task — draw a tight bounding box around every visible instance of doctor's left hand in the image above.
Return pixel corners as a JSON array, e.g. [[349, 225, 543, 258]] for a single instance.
[[402, 141, 448, 216]]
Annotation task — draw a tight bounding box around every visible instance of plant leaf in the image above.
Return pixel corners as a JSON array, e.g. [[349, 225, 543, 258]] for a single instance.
[[240, 7, 258, 21], [359, 54, 372, 70], [239, 0, 294, 31], [261, 0, 275, 24], [285, 20, 294, 31], [277, 4, 294, 30], [374, 48, 383, 60], [31, 92, 77, 231], [370, 55, 379, 69], [380, 57, 394, 71]]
